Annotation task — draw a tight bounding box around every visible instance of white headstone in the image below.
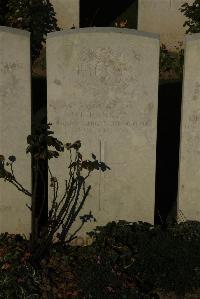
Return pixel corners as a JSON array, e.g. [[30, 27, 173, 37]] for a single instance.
[[178, 33, 200, 221], [0, 27, 31, 236], [50, 0, 79, 29], [138, 0, 194, 51], [47, 28, 159, 243]]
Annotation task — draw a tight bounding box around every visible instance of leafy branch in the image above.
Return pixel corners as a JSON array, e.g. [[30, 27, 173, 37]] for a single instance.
[[0, 123, 110, 263]]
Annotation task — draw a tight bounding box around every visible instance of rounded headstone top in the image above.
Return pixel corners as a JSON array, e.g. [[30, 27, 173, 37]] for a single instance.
[[0, 26, 30, 36], [47, 27, 160, 40]]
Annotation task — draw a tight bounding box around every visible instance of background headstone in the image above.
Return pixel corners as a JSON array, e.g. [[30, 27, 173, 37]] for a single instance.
[[138, 0, 193, 52], [47, 28, 159, 244], [178, 33, 200, 221], [50, 0, 79, 29], [0, 27, 31, 236]]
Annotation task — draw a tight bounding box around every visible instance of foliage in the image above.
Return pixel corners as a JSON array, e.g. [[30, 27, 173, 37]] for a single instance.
[[0, 233, 41, 298], [74, 252, 144, 298], [180, 0, 200, 34], [0, 0, 59, 63], [0, 233, 82, 298], [159, 43, 184, 81], [0, 123, 110, 264], [86, 221, 200, 296], [1, 222, 200, 297]]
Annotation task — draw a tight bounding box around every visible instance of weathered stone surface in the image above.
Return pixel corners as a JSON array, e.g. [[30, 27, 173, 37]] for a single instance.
[[47, 28, 159, 240], [0, 27, 31, 236], [178, 33, 200, 221]]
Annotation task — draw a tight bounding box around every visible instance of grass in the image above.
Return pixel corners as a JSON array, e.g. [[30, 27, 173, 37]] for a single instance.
[[0, 221, 200, 298]]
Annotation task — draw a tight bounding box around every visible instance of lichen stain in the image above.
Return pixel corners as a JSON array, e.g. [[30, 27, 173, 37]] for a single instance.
[[54, 79, 61, 85]]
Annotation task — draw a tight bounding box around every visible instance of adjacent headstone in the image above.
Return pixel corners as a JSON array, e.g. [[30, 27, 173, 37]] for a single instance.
[[50, 0, 79, 29], [138, 0, 193, 52], [47, 28, 159, 243], [0, 27, 31, 236], [178, 33, 200, 221]]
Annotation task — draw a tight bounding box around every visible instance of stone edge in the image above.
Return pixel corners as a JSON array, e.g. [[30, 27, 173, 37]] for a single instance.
[[176, 32, 194, 215], [47, 27, 160, 40], [0, 26, 30, 37], [185, 33, 200, 42]]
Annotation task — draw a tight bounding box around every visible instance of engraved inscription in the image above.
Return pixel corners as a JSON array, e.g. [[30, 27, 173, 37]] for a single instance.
[[185, 134, 200, 155], [57, 119, 151, 130], [55, 101, 152, 128], [75, 47, 138, 89], [192, 82, 200, 101], [0, 62, 23, 73], [184, 113, 200, 129], [0, 61, 22, 99]]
